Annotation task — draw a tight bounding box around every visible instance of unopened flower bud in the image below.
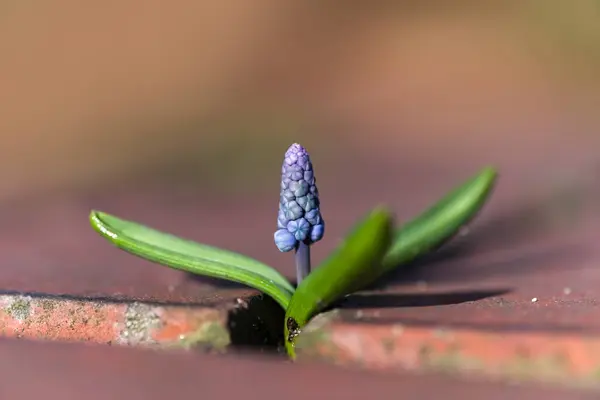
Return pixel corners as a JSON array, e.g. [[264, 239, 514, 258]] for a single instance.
[[274, 143, 325, 252]]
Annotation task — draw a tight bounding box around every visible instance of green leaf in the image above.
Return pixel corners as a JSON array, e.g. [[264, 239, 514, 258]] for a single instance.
[[382, 166, 498, 272], [89, 211, 295, 309], [283, 207, 394, 358]]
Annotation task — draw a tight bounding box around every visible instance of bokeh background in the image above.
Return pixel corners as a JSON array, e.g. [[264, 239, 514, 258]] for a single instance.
[[1, 1, 600, 296], [2, 0, 599, 196]]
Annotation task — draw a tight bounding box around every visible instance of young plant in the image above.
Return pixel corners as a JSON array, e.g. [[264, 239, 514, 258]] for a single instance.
[[89, 143, 497, 359]]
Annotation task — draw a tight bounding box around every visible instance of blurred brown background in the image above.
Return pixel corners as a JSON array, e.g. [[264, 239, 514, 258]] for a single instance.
[[1, 0, 599, 201]]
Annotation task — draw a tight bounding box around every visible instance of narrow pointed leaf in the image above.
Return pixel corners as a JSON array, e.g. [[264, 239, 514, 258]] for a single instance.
[[89, 211, 294, 309], [382, 166, 497, 272], [284, 207, 394, 358]]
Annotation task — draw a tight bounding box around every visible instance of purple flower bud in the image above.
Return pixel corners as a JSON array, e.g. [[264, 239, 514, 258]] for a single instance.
[[274, 143, 325, 252], [305, 208, 321, 225], [274, 229, 296, 253], [310, 223, 325, 243], [287, 217, 310, 241]]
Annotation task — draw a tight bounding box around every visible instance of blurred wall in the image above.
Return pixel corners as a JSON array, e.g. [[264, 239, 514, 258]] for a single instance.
[[0, 1, 599, 200]]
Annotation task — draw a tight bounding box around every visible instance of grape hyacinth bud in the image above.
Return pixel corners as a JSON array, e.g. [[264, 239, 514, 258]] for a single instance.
[[274, 143, 324, 284]]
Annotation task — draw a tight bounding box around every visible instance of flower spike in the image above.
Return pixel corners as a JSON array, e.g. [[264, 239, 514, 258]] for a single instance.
[[274, 143, 324, 284]]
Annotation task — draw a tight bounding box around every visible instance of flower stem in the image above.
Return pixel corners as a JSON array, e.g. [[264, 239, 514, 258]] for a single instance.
[[295, 241, 311, 286]]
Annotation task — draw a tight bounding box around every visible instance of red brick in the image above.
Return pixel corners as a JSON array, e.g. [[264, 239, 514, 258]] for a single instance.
[[296, 311, 600, 388], [0, 294, 230, 349]]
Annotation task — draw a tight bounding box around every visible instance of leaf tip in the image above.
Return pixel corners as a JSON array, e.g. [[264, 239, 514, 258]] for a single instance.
[[473, 166, 499, 198], [369, 204, 395, 227], [88, 210, 119, 241], [480, 165, 498, 181]]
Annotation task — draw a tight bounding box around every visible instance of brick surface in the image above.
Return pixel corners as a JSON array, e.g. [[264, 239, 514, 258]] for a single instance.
[[296, 310, 600, 388], [0, 338, 596, 400], [0, 293, 230, 348]]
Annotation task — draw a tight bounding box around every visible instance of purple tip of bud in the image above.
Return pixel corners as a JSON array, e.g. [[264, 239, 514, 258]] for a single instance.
[[275, 143, 325, 251]]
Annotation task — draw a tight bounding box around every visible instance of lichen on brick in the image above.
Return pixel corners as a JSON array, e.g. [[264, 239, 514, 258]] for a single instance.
[[294, 328, 333, 357], [118, 302, 160, 346], [504, 352, 573, 382], [4, 296, 32, 322], [176, 322, 231, 352], [39, 299, 56, 312], [302, 309, 339, 334], [422, 347, 484, 373]]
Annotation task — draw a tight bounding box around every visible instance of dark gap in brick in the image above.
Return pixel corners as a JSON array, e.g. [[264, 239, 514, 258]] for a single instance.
[[226, 294, 286, 356]]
